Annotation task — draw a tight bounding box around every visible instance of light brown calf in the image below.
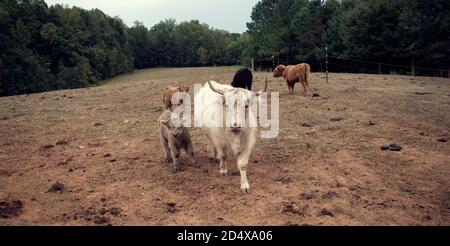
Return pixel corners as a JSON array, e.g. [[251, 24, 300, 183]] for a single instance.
[[158, 110, 197, 173]]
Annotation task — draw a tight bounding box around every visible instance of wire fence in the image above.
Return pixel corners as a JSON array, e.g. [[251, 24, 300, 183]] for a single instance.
[[250, 56, 449, 78]]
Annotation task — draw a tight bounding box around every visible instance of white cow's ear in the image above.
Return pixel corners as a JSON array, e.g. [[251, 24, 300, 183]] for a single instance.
[[255, 77, 268, 97]]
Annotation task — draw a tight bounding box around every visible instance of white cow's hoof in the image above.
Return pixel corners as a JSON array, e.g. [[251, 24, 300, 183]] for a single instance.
[[240, 185, 251, 194], [219, 169, 228, 177]]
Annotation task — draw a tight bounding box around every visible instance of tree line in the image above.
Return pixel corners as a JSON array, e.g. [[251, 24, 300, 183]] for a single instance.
[[1, 0, 449, 96], [128, 19, 248, 69], [0, 0, 246, 96], [245, 0, 450, 76]]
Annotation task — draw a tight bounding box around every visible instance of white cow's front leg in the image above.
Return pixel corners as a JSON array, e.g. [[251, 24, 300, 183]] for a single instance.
[[237, 153, 250, 194], [206, 136, 218, 163], [218, 151, 228, 176], [207, 143, 217, 162]]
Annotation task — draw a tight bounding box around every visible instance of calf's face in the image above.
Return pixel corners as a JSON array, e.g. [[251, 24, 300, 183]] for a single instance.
[[161, 115, 185, 137]]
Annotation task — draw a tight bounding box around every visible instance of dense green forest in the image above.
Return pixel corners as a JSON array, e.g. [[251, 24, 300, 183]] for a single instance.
[[0, 0, 245, 96], [246, 0, 450, 75], [0, 0, 133, 96], [1, 0, 449, 96]]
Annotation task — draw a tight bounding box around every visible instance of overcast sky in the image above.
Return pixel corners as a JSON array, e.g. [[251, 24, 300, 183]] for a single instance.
[[44, 0, 260, 33]]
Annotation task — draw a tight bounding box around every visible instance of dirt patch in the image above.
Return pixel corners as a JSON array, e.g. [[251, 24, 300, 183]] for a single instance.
[[380, 144, 403, 151], [274, 176, 293, 184], [319, 209, 334, 217], [322, 191, 338, 200], [47, 183, 65, 193], [413, 92, 433, 95], [300, 193, 316, 200], [0, 68, 449, 225], [166, 203, 177, 214], [437, 138, 448, 143], [56, 139, 69, 146], [389, 144, 403, 151], [41, 144, 55, 150], [330, 117, 344, 122], [0, 200, 24, 218], [282, 202, 308, 216], [72, 206, 124, 225]]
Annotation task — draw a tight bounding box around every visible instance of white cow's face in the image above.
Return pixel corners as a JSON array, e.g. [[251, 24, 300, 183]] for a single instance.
[[222, 90, 253, 133], [208, 80, 267, 133]]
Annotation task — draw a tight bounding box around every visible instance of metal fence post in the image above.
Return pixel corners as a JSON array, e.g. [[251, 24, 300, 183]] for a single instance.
[[326, 46, 329, 83], [272, 55, 275, 71]]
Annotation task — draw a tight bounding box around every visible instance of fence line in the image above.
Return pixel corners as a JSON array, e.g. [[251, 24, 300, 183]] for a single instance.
[[327, 62, 380, 74], [329, 56, 448, 73], [251, 55, 449, 78]]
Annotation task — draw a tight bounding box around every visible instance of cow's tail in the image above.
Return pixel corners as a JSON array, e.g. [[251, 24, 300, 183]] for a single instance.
[[305, 64, 314, 98], [306, 64, 311, 85]]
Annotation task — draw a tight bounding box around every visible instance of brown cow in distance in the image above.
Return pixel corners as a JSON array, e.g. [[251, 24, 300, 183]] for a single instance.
[[273, 63, 311, 96]]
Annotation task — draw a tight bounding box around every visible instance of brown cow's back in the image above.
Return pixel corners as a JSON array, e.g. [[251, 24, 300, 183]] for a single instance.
[[283, 64, 307, 84], [275, 63, 311, 96]]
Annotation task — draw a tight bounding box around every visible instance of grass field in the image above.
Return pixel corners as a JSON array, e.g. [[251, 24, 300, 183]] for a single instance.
[[0, 67, 449, 225]]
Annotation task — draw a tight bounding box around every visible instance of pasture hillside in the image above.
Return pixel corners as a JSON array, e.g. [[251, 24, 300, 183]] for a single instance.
[[0, 67, 449, 225]]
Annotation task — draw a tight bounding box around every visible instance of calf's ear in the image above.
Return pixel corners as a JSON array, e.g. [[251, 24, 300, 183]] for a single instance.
[[177, 86, 190, 92], [160, 119, 170, 126]]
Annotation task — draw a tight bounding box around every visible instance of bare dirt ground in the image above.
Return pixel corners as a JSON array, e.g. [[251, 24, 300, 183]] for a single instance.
[[0, 67, 449, 225]]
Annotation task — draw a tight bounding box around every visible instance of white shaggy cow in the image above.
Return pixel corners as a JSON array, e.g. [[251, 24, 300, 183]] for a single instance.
[[194, 80, 267, 194]]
